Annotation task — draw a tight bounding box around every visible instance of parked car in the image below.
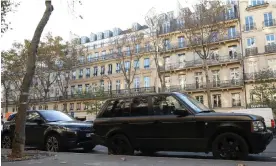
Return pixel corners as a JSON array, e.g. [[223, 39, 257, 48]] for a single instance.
[[93, 92, 273, 160], [1, 110, 97, 152]]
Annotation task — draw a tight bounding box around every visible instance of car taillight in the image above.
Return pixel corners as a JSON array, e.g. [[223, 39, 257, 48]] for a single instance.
[[271, 119, 275, 128]]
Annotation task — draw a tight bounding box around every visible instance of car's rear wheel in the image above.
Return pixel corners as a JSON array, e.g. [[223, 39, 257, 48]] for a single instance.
[[45, 134, 63, 152], [107, 134, 134, 155], [83, 144, 96, 152], [1, 133, 12, 149], [212, 132, 249, 160]]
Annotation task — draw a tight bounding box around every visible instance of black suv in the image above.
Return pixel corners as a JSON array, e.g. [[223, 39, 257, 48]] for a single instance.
[[93, 92, 273, 160], [2, 110, 96, 152]]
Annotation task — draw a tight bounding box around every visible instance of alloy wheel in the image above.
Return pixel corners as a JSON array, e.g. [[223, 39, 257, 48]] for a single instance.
[[218, 137, 242, 159], [1, 135, 11, 149], [46, 136, 59, 152]]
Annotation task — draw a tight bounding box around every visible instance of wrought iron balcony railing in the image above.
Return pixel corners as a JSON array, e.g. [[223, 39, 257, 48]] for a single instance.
[[265, 44, 276, 53], [160, 54, 242, 71], [244, 71, 276, 80], [164, 79, 244, 92], [245, 47, 258, 56]]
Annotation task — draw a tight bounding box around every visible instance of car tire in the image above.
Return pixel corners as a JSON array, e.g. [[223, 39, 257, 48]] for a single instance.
[[1, 133, 12, 149], [212, 132, 249, 160], [45, 134, 63, 152], [107, 134, 134, 155], [83, 144, 96, 152]]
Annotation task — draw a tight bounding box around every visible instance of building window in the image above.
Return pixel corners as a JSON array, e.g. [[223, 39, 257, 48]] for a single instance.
[[228, 27, 236, 38], [144, 58, 150, 69], [266, 34, 275, 45], [162, 22, 170, 33], [108, 81, 112, 92], [195, 96, 204, 104], [230, 67, 240, 84], [44, 105, 48, 110], [116, 80, 120, 93], [229, 45, 238, 59], [108, 64, 112, 74], [77, 103, 81, 110], [70, 103, 74, 110], [165, 76, 170, 88], [145, 42, 150, 52], [212, 70, 220, 87], [144, 77, 150, 88], [248, 61, 258, 74], [245, 16, 254, 31], [100, 80, 104, 90], [95, 52, 99, 60], [63, 103, 67, 111], [85, 84, 90, 93], [135, 44, 140, 53], [178, 36, 185, 48], [71, 86, 75, 95], [134, 60, 139, 69], [54, 104, 58, 110], [116, 63, 120, 73], [134, 77, 140, 90], [124, 61, 130, 72], [87, 55, 93, 62], [250, 0, 265, 6], [232, 93, 241, 107], [246, 37, 255, 48], [100, 66, 105, 75], [179, 75, 186, 90], [164, 39, 170, 50], [126, 46, 131, 56], [264, 12, 273, 27], [93, 66, 98, 76], [195, 72, 203, 89], [79, 56, 85, 64], [78, 85, 82, 94], [213, 94, 221, 108], [72, 70, 76, 80], [79, 69, 83, 79], [86, 68, 90, 78]]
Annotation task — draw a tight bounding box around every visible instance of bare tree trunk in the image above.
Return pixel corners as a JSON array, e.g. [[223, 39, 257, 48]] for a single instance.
[[11, 1, 53, 158], [203, 60, 212, 108]]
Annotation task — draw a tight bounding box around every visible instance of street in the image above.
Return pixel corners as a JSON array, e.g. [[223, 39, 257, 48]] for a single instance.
[[2, 139, 276, 166]]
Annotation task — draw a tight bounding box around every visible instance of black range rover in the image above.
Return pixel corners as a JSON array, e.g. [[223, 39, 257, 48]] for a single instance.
[[93, 92, 273, 160], [1, 110, 96, 152]]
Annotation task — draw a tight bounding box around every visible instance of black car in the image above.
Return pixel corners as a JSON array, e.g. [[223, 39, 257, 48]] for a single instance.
[[93, 92, 273, 160], [1, 110, 96, 152]]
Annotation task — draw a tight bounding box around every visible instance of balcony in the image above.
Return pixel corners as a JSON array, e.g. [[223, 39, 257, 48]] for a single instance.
[[246, 1, 269, 11], [23, 87, 157, 103], [243, 23, 257, 32], [265, 44, 276, 53], [244, 71, 276, 80], [245, 47, 258, 56], [263, 19, 276, 27], [164, 79, 244, 92], [160, 54, 242, 72]]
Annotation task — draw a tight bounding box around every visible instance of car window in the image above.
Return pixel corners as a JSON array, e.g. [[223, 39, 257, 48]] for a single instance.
[[130, 97, 149, 116], [152, 95, 188, 116], [39, 110, 74, 122], [26, 112, 41, 122], [102, 99, 129, 118]]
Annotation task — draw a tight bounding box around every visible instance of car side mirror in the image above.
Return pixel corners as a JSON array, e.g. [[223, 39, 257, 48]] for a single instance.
[[174, 109, 189, 117]]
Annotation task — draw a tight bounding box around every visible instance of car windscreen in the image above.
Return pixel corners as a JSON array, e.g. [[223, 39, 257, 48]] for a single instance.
[[175, 92, 210, 113], [39, 110, 75, 122]]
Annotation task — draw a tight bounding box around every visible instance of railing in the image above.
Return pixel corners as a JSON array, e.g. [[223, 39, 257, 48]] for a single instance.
[[164, 79, 244, 92], [243, 23, 257, 31], [244, 71, 276, 80], [263, 19, 276, 27], [160, 54, 242, 71], [245, 47, 258, 56], [158, 13, 238, 35], [265, 44, 276, 53], [247, 1, 269, 9], [21, 87, 157, 104]]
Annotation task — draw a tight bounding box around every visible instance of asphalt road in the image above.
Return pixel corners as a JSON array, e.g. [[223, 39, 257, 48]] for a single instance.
[[69, 138, 276, 162]]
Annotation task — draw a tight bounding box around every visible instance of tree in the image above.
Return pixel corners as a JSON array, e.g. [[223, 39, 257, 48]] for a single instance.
[[177, 0, 231, 108], [145, 7, 167, 92], [1, 0, 20, 34], [11, 0, 54, 158], [249, 69, 276, 110], [83, 89, 105, 115], [33, 33, 66, 103], [110, 30, 144, 93]]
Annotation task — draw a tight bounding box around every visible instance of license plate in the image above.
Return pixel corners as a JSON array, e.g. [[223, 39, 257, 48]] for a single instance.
[[86, 133, 92, 137]]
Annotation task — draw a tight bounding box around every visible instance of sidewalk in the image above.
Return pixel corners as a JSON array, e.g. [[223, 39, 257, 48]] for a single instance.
[[2, 150, 276, 166]]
